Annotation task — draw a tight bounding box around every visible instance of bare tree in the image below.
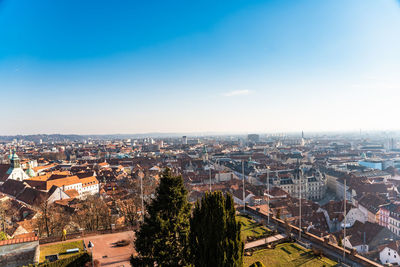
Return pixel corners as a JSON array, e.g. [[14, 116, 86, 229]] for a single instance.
[[35, 201, 70, 237], [36, 200, 51, 237], [73, 195, 113, 231], [126, 172, 159, 218], [0, 201, 10, 232], [117, 198, 140, 227]]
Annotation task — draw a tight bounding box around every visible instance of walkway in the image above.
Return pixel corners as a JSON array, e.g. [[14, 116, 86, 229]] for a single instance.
[[84, 231, 135, 267], [40, 231, 135, 267], [244, 234, 286, 250]]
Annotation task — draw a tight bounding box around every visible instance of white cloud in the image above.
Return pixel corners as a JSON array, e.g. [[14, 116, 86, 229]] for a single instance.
[[223, 89, 252, 97]]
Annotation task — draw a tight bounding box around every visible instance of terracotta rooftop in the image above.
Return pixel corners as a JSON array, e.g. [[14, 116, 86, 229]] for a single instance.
[[0, 236, 38, 246], [65, 189, 79, 198]]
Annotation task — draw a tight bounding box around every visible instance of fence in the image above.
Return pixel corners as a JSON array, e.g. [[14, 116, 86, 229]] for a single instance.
[[246, 206, 383, 267]]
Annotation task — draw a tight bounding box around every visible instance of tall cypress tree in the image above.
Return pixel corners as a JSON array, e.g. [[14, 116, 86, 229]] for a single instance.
[[189, 191, 244, 267], [133, 168, 191, 266]]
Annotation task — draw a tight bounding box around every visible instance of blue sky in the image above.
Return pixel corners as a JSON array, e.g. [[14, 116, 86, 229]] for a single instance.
[[1, 0, 400, 135]]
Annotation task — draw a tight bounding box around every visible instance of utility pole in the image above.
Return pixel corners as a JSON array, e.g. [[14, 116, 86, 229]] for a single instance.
[[267, 168, 270, 226], [299, 167, 302, 241], [242, 160, 245, 211], [140, 174, 144, 222], [343, 179, 347, 262], [209, 159, 212, 192]]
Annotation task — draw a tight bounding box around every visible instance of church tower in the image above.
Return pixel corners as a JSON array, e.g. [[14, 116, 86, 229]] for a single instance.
[[10, 149, 21, 169], [5, 149, 29, 182], [202, 145, 208, 162]]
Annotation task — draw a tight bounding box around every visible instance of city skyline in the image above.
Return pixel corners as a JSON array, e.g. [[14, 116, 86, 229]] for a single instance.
[[1, 0, 400, 135]]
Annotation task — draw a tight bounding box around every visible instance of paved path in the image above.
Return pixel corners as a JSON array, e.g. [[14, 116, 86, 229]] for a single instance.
[[84, 231, 135, 267], [40, 231, 135, 267], [244, 234, 286, 250]]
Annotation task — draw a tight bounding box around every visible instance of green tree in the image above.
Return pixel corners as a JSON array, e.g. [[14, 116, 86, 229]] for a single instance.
[[133, 168, 191, 266], [189, 191, 244, 267]]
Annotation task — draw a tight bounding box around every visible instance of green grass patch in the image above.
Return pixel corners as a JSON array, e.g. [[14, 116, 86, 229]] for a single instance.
[[39, 240, 85, 263], [237, 215, 270, 240], [244, 243, 337, 267]]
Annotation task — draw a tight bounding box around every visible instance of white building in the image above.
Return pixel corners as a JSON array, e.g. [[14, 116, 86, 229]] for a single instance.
[[379, 242, 400, 265], [343, 236, 369, 253], [215, 171, 239, 182], [270, 168, 327, 200], [58, 176, 100, 198], [344, 207, 366, 227], [25, 172, 100, 199], [2, 150, 29, 183], [47, 186, 71, 204]]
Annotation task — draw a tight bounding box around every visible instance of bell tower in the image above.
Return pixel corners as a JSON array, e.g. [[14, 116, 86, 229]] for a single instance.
[[10, 149, 21, 169], [202, 145, 208, 162]]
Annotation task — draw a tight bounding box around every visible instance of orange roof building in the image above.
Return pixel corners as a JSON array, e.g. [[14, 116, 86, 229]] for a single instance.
[[25, 172, 99, 198]]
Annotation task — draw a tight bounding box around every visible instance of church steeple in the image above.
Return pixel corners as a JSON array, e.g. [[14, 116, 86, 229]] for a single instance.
[[202, 145, 208, 162], [5, 148, 29, 181], [10, 149, 20, 169]]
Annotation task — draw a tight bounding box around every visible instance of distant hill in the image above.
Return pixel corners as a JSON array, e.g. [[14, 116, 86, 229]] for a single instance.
[[0, 132, 241, 142], [0, 134, 86, 142]]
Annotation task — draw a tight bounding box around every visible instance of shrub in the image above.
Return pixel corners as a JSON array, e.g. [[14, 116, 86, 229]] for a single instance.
[[39, 252, 91, 267]]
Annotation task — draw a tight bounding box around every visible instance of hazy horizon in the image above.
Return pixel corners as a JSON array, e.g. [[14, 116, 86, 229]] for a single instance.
[[1, 0, 400, 135], [1, 129, 400, 138]]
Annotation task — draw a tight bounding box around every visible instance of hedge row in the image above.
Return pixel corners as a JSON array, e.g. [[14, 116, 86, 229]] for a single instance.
[[25, 252, 91, 267], [39, 252, 91, 267]]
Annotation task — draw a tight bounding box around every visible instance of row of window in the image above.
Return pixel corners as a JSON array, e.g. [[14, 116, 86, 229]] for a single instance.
[[83, 181, 96, 186], [389, 218, 400, 227]]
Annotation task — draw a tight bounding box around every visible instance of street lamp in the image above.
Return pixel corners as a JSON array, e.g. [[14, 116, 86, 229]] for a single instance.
[[87, 241, 94, 267]]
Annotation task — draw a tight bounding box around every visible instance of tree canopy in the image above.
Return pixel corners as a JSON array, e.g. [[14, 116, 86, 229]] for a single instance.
[[189, 191, 243, 267], [134, 168, 191, 266]]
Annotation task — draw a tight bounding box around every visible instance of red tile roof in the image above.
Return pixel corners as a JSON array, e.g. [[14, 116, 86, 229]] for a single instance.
[[0, 236, 38, 246]]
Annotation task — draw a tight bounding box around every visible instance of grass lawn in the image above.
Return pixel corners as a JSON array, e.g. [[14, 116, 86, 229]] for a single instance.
[[237, 215, 270, 241], [39, 240, 85, 263], [244, 243, 337, 267]]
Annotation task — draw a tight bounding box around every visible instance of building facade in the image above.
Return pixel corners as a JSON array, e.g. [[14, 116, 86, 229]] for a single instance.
[[2, 150, 29, 183]]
